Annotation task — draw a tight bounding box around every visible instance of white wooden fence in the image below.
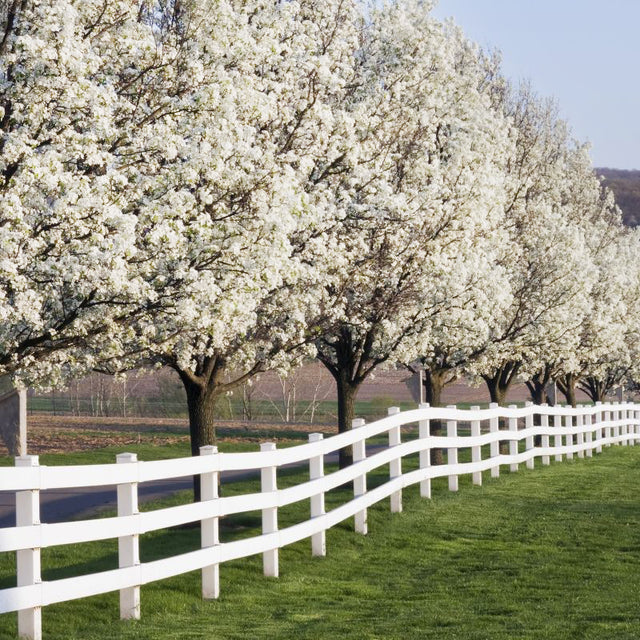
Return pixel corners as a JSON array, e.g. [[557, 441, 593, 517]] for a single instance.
[[1, 401, 639, 639]]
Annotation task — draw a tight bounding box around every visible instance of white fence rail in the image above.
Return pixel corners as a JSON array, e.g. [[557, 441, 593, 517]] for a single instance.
[[1, 401, 639, 638]]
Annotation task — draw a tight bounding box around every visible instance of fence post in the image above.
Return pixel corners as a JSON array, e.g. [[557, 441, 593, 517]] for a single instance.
[[470, 406, 482, 486], [16, 455, 41, 640], [353, 418, 368, 535], [565, 411, 574, 460], [633, 403, 639, 445], [554, 411, 563, 462], [616, 404, 622, 444], [615, 403, 623, 443], [525, 401, 535, 470], [308, 433, 326, 556], [626, 404, 631, 444], [388, 406, 402, 513], [200, 445, 219, 599], [595, 401, 603, 453], [604, 405, 612, 447], [446, 405, 458, 491], [617, 403, 623, 443], [489, 402, 500, 478], [622, 405, 629, 446], [540, 405, 550, 466], [585, 411, 593, 457], [418, 403, 431, 498], [260, 442, 278, 577], [508, 405, 518, 472], [116, 452, 140, 620], [576, 411, 585, 459]]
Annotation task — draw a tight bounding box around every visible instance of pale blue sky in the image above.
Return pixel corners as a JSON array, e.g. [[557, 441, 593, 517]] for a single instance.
[[432, 0, 640, 169]]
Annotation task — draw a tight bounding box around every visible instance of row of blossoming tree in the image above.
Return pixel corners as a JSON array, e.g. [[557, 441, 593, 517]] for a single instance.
[[1, 0, 638, 475]]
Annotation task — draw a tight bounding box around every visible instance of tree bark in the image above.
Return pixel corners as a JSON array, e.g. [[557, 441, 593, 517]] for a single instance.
[[483, 361, 521, 454], [335, 372, 360, 468], [525, 381, 546, 405], [181, 375, 218, 455], [579, 377, 606, 403], [164, 351, 264, 501], [482, 361, 521, 406], [525, 364, 554, 406], [423, 368, 447, 464], [485, 378, 507, 406], [316, 326, 382, 470], [556, 372, 578, 408], [484, 377, 508, 453], [178, 371, 220, 501], [524, 364, 554, 443]]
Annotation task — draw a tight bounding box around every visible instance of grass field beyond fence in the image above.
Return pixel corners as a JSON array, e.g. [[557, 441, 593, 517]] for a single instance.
[[2, 442, 640, 639]]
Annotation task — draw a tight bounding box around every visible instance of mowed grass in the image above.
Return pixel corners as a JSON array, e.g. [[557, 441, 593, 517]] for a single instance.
[[2, 445, 640, 639]]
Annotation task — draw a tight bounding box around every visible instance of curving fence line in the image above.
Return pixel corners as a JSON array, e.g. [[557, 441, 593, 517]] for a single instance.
[[1, 400, 639, 639]]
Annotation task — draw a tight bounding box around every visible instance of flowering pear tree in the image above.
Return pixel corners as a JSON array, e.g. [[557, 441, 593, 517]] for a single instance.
[[313, 0, 511, 465], [0, 1, 159, 387], [543, 155, 624, 406], [404, 45, 512, 414], [558, 228, 640, 404], [468, 85, 597, 406], [81, 0, 367, 475]]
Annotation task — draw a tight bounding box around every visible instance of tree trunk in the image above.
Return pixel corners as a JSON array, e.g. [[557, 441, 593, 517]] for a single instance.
[[484, 379, 508, 454], [565, 384, 577, 408], [483, 362, 521, 454], [579, 377, 606, 403], [482, 361, 521, 406], [335, 373, 360, 468], [179, 373, 220, 501], [525, 378, 548, 405], [556, 373, 578, 408], [524, 365, 554, 444], [423, 369, 446, 465], [485, 379, 507, 406], [317, 327, 379, 470]]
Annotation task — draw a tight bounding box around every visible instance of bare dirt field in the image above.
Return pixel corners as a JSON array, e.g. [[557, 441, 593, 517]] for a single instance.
[[22, 416, 190, 453], [5, 365, 601, 457], [1, 414, 342, 456]]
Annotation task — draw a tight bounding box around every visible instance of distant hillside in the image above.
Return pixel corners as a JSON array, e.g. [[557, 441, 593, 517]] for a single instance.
[[597, 168, 640, 227]]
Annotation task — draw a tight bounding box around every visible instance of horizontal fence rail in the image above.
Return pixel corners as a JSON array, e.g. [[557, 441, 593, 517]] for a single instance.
[[1, 401, 639, 638]]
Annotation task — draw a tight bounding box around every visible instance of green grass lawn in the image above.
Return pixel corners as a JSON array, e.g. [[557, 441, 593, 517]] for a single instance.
[[0, 442, 192, 467], [2, 444, 640, 639]]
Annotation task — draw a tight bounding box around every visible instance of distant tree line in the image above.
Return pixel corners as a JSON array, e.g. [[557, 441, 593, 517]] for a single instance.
[[598, 168, 640, 227]]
